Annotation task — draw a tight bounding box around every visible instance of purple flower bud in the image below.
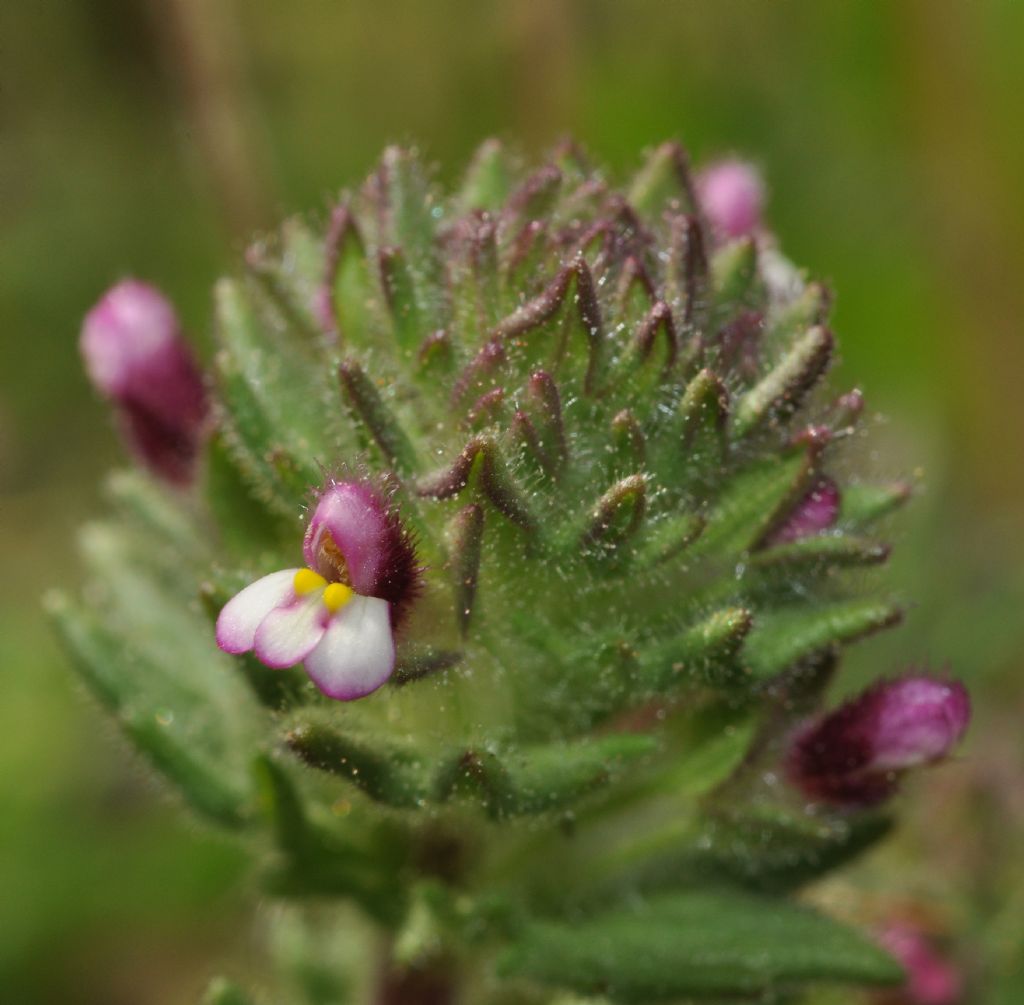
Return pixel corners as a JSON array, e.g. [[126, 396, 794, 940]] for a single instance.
[[80, 280, 208, 485], [876, 923, 964, 1005], [765, 477, 840, 545], [696, 159, 765, 239], [303, 480, 420, 625], [786, 675, 971, 806]]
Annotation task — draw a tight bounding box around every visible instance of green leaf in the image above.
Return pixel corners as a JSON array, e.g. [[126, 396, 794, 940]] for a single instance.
[[744, 599, 903, 679], [638, 607, 753, 690], [326, 202, 378, 345], [104, 469, 204, 561], [693, 444, 814, 557], [338, 357, 420, 475], [699, 809, 894, 891], [766, 280, 830, 351], [499, 888, 902, 1001], [247, 217, 325, 337], [214, 277, 338, 509], [750, 534, 890, 572], [380, 147, 443, 276], [253, 755, 407, 925], [284, 721, 431, 809], [678, 368, 729, 468], [459, 139, 513, 212], [733, 325, 833, 439], [840, 482, 912, 530], [201, 978, 255, 1005], [500, 735, 658, 815], [203, 433, 290, 557], [710, 237, 761, 317], [628, 141, 697, 217], [47, 589, 253, 827], [580, 475, 648, 552], [436, 735, 657, 819]]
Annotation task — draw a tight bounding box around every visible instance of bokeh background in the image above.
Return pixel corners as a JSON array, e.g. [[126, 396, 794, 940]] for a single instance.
[[3, 1, 1023, 1002]]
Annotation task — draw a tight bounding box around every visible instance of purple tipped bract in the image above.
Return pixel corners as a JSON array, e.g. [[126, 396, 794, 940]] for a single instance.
[[80, 280, 208, 485], [696, 159, 765, 240], [786, 675, 970, 806]]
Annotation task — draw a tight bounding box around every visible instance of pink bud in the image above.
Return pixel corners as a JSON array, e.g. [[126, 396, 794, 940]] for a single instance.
[[80, 280, 207, 485], [766, 478, 840, 545], [786, 675, 970, 806], [303, 480, 420, 623], [696, 159, 765, 239], [877, 924, 964, 1005]]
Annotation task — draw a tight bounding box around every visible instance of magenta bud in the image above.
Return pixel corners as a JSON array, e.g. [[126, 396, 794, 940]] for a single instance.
[[876, 924, 964, 1005], [303, 480, 420, 624], [696, 159, 765, 239], [80, 280, 208, 485], [765, 477, 840, 545], [787, 675, 971, 807]]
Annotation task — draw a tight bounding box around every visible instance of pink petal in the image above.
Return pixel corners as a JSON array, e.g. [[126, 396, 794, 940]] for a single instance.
[[303, 596, 395, 700], [303, 482, 389, 595], [696, 159, 765, 239], [253, 594, 330, 669], [81, 280, 181, 397], [216, 569, 299, 654], [872, 677, 971, 770], [766, 478, 840, 545]]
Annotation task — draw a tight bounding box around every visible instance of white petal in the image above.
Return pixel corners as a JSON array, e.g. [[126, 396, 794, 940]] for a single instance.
[[216, 569, 299, 654], [303, 596, 395, 700], [253, 593, 329, 669]]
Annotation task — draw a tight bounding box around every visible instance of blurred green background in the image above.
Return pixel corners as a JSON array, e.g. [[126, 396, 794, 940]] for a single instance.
[[3, 1, 1023, 1002]]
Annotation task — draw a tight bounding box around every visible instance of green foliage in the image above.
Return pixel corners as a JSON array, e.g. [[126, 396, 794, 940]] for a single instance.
[[52, 142, 921, 1003], [499, 888, 902, 1001]]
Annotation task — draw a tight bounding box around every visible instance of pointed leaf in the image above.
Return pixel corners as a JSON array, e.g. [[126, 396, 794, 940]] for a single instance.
[[628, 141, 698, 216], [638, 607, 753, 690], [744, 599, 903, 679], [338, 358, 420, 475], [284, 721, 430, 808], [733, 325, 833, 438], [840, 482, 912, 530], [436, 735, 656, 818], [48, 589, 253, 827], [750, 534, 891, 572], [322, 201, 377, 344], [499, 889, 902, 1001], [459, 138, 513, 212], [693, 442, 817, 557], [447, 504, 485, 635]]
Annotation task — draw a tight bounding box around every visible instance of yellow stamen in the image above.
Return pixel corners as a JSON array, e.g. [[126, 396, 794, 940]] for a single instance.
[[323, 582, 355, 613], [293, 568, 327, 595]]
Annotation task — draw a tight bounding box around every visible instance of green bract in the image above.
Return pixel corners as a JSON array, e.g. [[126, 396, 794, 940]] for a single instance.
[[52, 141, 917, 1003]]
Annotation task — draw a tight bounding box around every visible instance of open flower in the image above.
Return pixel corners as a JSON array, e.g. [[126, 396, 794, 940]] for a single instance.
[[786, 674, 971, 806], [215, 481, 419, 700]]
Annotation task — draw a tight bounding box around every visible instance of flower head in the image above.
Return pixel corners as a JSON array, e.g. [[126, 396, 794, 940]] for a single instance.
[[786, 675, 970, 806], [696, 159, 765, 240], [216, 480, 419, 700], [80, 279, 208, 485], [876, 923, 964, 1005]]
